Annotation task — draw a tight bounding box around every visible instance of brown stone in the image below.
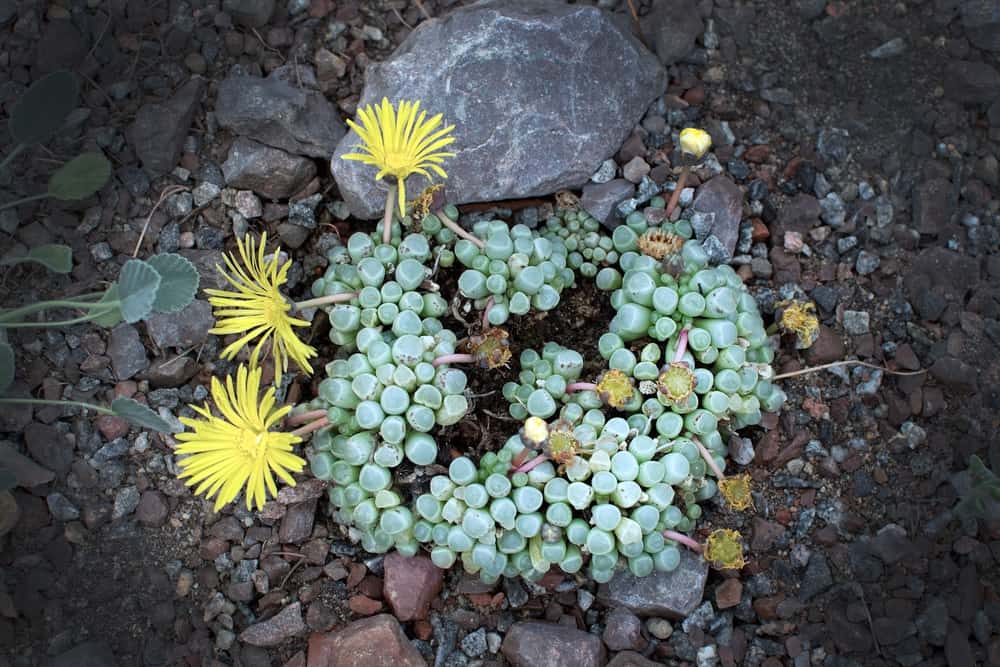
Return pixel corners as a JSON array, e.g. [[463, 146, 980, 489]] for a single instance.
[[306, 615, 425, 667], [382, 552, 444, 622], [715, 579, 743, 609], [607, 651, 662, 667], [806, 325, 845, 365], [347, 595, 382, 616], [240, 602, 308, 647], [502, 621, 606, 667]]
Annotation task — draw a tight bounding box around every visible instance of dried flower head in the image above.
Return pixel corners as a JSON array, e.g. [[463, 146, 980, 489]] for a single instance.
[[464, 327, 512, 369], [658, 362, 695, 403], [408, 183, 446, 222], [718, 474, 754, 511], [555, 190, 581, 211], [679, 127, 712, 160], [205, 233, 317, 384], [776, 299, 820, 349], [175, 364, 306, 511], [543, 419, 580, 466], [341, 98, 456, 215], [637, 228, 684, 260], [703, 528, 745, 570], [596, 369, 635, 409]]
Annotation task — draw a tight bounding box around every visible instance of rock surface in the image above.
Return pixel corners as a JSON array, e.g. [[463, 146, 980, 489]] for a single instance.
[[332, 0, 665, 218], [239, 602, 307, 647], [223, 138, 317, 200], [501, 621, 607, 667], [306, 614, 425, 667], [690, 175, 743, 261], [581, 179, 636, 228], [128, 78, 204, 177], [642, 0, 705, 66], [215, 74, 346, 158], [960, 0, 1000, 51], [943, 60, 1000, 105], [49, 641, 119, 667], [145, 300, 214, 350], [382, 552, 443, 621], [601, 549, 708, 618]]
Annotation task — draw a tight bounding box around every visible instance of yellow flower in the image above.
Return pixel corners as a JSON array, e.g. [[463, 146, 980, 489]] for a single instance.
[[522, 416, 549, 446], [175, 364, 306, 511], [679, 127, 712, 159], [718, 474, 755, 511], [703, 528, 746, 570], [342, 98, 456, 215], [596, 369, 635, 409], [205, 233, 317, 384], [777, 299, 820, 349]]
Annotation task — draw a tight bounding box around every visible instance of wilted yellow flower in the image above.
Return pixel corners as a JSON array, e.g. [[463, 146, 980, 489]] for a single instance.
[[596, 369, 635, 409], [637, 228, 684, 260], [777, 299, 820, 349], [544, 419, 580, 466], [658, 362, 695, 403], [342, 98, 456, 215], [175, 364, 306, 511], [719, 474, 755, 511], [703, 528, 745, 570], [679, 127, 712, 159], [205, 234, 317, 384], [522, 416, 549, 446]]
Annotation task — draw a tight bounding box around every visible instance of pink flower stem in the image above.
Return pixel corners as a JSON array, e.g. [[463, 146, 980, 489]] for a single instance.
[[662, 529, 703, 553], [665, 167, 689, 218], [285, 409, 328, 428], [673, 328, 689, 364], [293, 292, 359, 310], [432, 353, 477, 368], [382, 184, 396, 245], [437, 209, 485, 249], [482, 297, 494, 330], [511, 454, 549, 475], [291, 417, 329, 438], [565, 382, 598, 393], [692, 436, 726, 480]]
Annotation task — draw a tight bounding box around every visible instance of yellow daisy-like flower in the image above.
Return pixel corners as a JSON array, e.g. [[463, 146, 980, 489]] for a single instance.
[[205, 233, 317, 385], [679, 127, 712, 159], [341, 97, 457, 215], [175, 364, 306, 511]]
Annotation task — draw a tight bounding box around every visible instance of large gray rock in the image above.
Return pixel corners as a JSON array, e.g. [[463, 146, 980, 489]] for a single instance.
[[944, 60, 1000, 105], [600, 549, 709, 618], [215, 74, 346, 158], [960, 0, 1000, 51], [108, 324, 148, 381], [642, 0, 705, 66], [128, 78, 204, 177], [690, 175, 743, 262], [332, 0, 666, 219], [222, 138, 316, 200], [581, 179, 636, 228], [145, 300, 214, 349], [501, 621, 606, 667]]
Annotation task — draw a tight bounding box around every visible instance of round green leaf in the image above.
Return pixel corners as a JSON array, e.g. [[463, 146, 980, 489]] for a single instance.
[[9, 70, 80, 146], [147, 253, 199, 314], [0, 244, 73, 273], [0, 341, 12, 394], [91, 283, 123, 327], [118, 260, 161, 323], [110, 397, 171, 432], [47, 153, 112, 201]]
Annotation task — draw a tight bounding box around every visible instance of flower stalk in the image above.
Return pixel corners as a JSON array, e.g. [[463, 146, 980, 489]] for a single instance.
[[292, 292, 359, 311], [285, 409, 328, 428], [290, 417, 329, 438]]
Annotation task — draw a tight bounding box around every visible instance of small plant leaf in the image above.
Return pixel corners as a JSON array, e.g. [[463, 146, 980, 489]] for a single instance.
[[0, 342, 13, 394], [91, 283, 123, 327], [147, 253, 199, 313], [110, 397, 171, 432], [47, 153, 112, 201], [9, 70, 80, 146], [118, 260, 161, 323], [0, 244, 73, 273]]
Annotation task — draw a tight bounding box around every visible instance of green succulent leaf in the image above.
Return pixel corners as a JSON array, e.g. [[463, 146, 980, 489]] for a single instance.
[[47, 152, 112, 201], [91, 283, 123, 327], [147, 253, 199, 314], [9, 70, 80, 146], [118, 260, 161, 323], [0, 341, 12, 394], [0, 244, 73, 273], [110, 397, 171, 432]]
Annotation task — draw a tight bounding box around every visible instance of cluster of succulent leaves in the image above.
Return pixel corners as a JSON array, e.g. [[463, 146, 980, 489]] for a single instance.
[[296, 193, 786, 580]]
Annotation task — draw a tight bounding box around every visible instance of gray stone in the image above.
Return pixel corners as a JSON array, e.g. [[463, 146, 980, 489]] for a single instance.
[[843, 310, 870, 335], [591, 159, 616, 184], [581, 179, 636, 228], [223, 0, 274, 27], [145, 300, 214, 349], [690, 175, 742, 261], [603, 606, 645, 651], [112, 485, 141, 520], [602, 549, 708, 618], [622, 156, 650, 184], [642, 0, 704, 66], [868, 37, 906, 58], [192, 182, 221, 207], [215, 74, 346, 158], [332, 0, 665, 218], [239, 602, 308, 647], [501, 621, 606, 667], [223, 138, 316, 200], [128, 78, 204, 177], [816, 127, 850, 162], [0, 441, 54, 488], [0, 1, 15, 26], [912, 178, 950, 235], [46, 492, 80, 521], [25, 423, 73, 475], [960, 0, 1000, 51], [944, 60, 1000, 104], [855, 250, 880, 275], [799, 553, 833, 601], [461, 627, 488, 658], [50, 641, 118, 667], [108, 324, 148, 380]]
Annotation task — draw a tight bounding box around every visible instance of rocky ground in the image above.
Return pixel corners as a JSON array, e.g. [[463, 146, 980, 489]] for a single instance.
[[1, 0, 999, 666]]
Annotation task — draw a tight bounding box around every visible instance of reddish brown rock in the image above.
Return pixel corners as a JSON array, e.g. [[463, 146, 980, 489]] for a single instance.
[[307, 614, 425, 667], [715, 578, 743, 610], [95, 415, 130, 441], [502, 621, 606, 667], [348, 595, 382, 616], [240, 602, 308, 647], [806, 325, 845, 365], [382, 552, 444, 622]]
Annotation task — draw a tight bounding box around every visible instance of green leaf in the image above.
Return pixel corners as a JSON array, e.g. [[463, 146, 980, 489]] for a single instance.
[[9, 70, 80, 146], [147, 253, 200, 314], [91, 283, 123, 327], [0, 244, 73, 273], [0, 342, 12, 394], [118, 260, 161, 323], [47, 152, 112, 201], [110, 397, 171, 432]]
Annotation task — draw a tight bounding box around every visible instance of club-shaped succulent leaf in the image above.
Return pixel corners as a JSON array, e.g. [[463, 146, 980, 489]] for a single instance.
[[110, 397, 171, 432], [47, 152, 112, 201], [0, 244, 73, 273]]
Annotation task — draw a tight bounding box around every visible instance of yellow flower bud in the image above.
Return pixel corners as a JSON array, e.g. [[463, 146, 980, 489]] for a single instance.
[[522, 416, 549, 446], [679, 127, 712, 159]]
